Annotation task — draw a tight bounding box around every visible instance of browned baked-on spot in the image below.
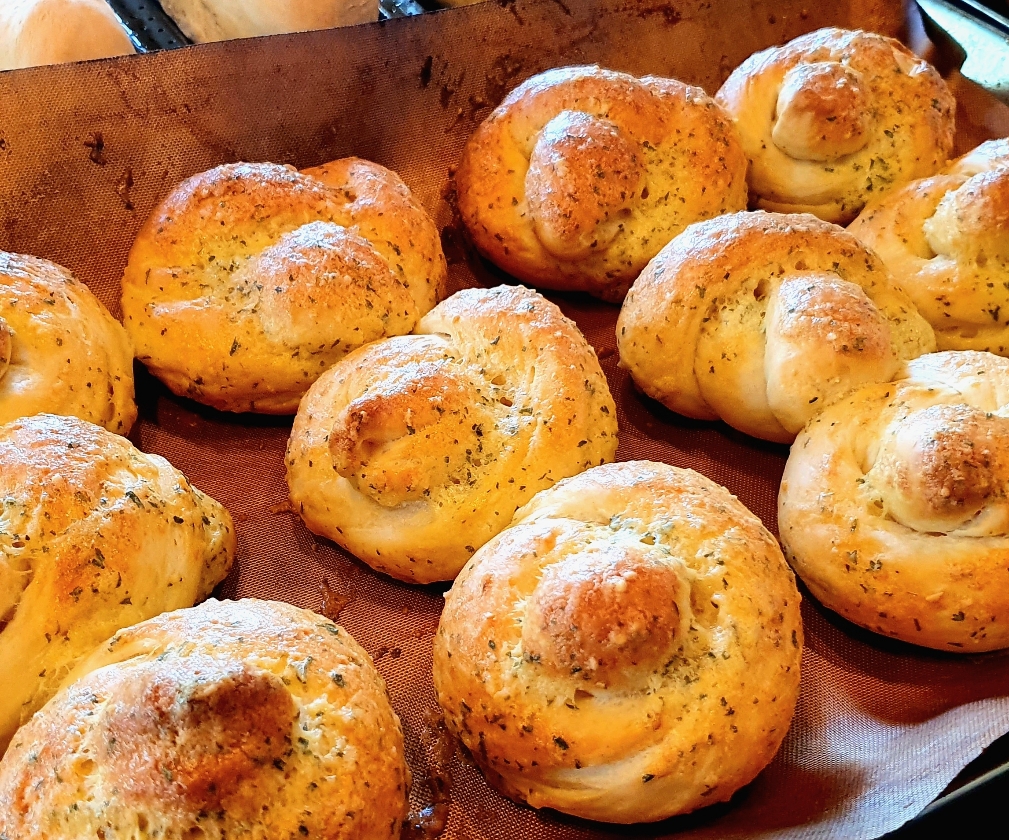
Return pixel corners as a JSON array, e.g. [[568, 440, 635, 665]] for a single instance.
[[320, 576, 353, 622], [402, 710, 455, 840], [99, 662, 295, 817], [522, 544, 681, 683]]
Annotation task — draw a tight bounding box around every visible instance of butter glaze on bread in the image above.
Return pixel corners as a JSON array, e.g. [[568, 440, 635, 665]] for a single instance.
[[0, 251, 136, 433], [0, 414, 235, 751], [457, 65, 747, 302], [121, 159, 445, 414], [716, 28, 955, 223], [850, 139, 1009, 354], [0, 599, 408, 839], [780, 351, 1009, 650], [286, 285, 618, 583], [433, 461, 802, 823], [617, 211, 935, 442]]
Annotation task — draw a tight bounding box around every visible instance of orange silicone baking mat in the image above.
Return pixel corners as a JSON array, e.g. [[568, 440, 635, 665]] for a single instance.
[[1, 0, 1008, 836]]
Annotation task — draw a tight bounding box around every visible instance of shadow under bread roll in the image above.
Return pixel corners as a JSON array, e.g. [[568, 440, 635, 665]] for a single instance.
[[0, 599, 409, 839], [286, 284, 618, 584], [0, 414, 235, 752], [433, 461, 802, 823], [780, 351, 1009, 651]]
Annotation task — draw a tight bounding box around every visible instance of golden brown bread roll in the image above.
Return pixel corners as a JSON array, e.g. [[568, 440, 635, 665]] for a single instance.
[[0, 413, 235, 751], [0, 599, 409, 839], [849, 139, 1009, 354], [456, 65, 748, 302], [616, 211, 936, 442], [121, 158, 446, 414], [779, 351, 1009, 651], [716, 28, 955, 224], [0, 0, 135, 71], [0, 251, 136, 434], [159, 0, 374, 43], [286, 284, 618, 583], [433, 461, 802, 823]]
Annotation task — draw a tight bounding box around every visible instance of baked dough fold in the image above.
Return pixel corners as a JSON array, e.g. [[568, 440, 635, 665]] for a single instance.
[[286, 284, 618, 583], [0, 414, 235, 751], [716, 28, 955, 223], [849, 139, 1009, 353], [433, 461, 802, 823], [121, 159, 445, 413], [616, 211, 935, 442], [779, 351, 1009, 650], [0, 251, 136, 433], [457, 65, 748, 301], [0, 599, 408, 839]]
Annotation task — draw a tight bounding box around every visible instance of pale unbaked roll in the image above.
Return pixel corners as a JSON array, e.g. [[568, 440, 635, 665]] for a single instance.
[[617, 211, 936, 442], [434, 461, 802, 823], [0, 0, 135, 71], [457, 65, 748, 301], [286, 284, 618, 583], [159, 0, 374, 43], [0, 251, 136, 434], [0, 414, 235, 752], [849, 139, 1009, 354], [780, 351, 1009, 651], [121, 159, 446, 414], [0, 599, 409, 839], [716, 27, 955, 224]]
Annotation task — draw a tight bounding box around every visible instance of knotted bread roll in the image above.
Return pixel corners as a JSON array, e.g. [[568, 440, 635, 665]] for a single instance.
[[456, 65, 748, 302], [780, 351, 1009, 651], [0, 599, 409, 839], [433, 461, 802, 823], [122, 158, 446, 413], [159, 0, 374, 43], [849, 139, 1009, 354], [0, 414, 235, 751], [0, 0, 135, 71], [286, 284, 617, 583], [0, 251, 136, 434], [617, 211, 936, 442], [716, 28, 955, 224]]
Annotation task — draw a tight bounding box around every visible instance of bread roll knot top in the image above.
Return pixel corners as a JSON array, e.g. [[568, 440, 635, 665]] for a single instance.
[[526, 110, 645, 261], [0, 317, 9, 383], [866, 404, 1009, 535], [923, 167, 1009, 263], [765, 271, 898, 433], [521, 542, 681, 685], [772, 62, 872, 162], [768, 272, 894, 357], [329, 349, 492, 508], [99, 657, 295, 814], [251, 221, 415, 349]]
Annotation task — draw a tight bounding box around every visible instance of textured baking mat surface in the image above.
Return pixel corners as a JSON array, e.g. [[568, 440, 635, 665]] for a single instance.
[[1, 0, 1008, 836]]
